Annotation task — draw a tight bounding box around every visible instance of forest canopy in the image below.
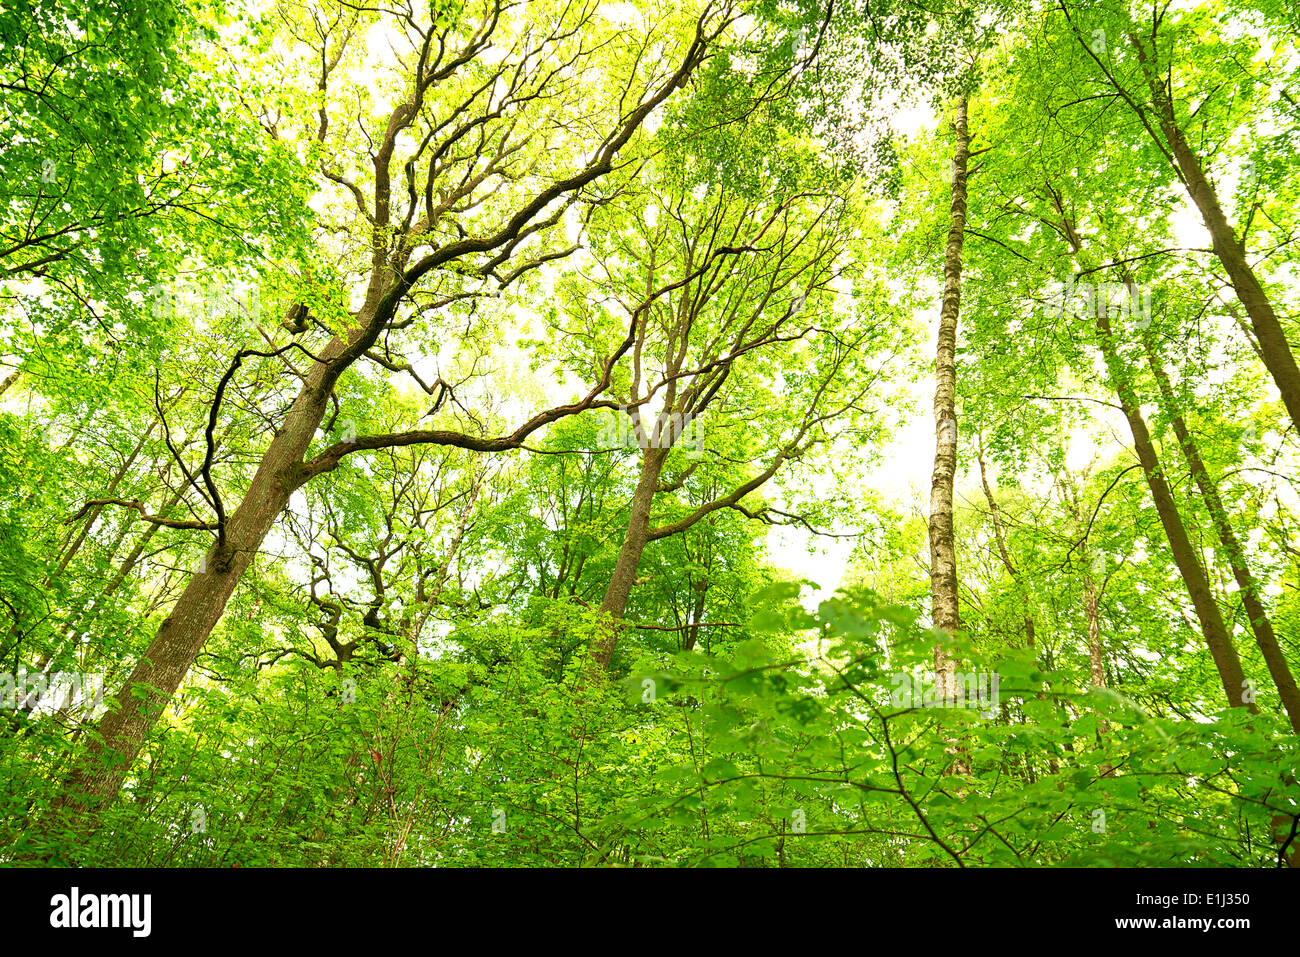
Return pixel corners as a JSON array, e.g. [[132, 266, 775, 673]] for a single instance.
[[1, 0, 1299, 869]]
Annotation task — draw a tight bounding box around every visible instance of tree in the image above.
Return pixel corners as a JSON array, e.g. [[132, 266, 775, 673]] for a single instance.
[[52, 0, 736, 817]]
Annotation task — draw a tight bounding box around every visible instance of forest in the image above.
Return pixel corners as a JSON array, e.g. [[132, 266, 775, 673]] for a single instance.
[[1, 0, 1298, 869]]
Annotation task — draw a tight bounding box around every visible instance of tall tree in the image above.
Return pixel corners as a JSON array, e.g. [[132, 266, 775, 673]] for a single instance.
[[929, 92, 969, 704], [1058, 0, 1300, 434], [51, 0, 734, 817]]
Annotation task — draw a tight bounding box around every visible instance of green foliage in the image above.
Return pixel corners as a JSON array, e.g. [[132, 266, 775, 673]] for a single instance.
[[1, 0, 1298, 870]]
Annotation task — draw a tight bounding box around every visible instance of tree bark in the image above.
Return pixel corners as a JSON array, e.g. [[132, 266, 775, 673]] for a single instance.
[[1082, 571, 1105, 690], [1093, 310, 1250, 711], [55, 366, 336, 814], [1129, 33, 1300, 435], [44, 13, 722, 816], [1142, 334, 1300, 733], [590, 444, 670, 669], [929, 93, 969, 704], [1045, 186, 1254, 715]]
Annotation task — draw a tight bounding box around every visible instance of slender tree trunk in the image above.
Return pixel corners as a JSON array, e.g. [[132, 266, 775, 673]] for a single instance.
[[100, 486, 188, 600], [52, 426, 154, 576], [1142, 335, 1300, 733], [1093, 310, 1250, 711], [1047, 192, 1254, 715], [1049, 469, 1109, 772], [1130, 34, 1300, 434], [1079, 559, 1116, 774], [1083, 571, 1105, 690], [39, 23, 712, 818], [683, 579, 709, 652], [1056, 472, 1107, 691], [976, 434, 1035, 649], [929, 93, 969, 704], [32, 481, 178, 676], [94, 462, 170, 578]]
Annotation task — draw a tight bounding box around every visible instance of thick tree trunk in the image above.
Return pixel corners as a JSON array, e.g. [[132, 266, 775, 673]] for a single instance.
[[1093, 311, 1250, 711], [40, 19, 716, 820], [54, 367, 336, 816], [1130, 35, 1300, 434], [929, 94, 969, 704], [1142, 336, 1300, 733], [590, 445, 670, 669]]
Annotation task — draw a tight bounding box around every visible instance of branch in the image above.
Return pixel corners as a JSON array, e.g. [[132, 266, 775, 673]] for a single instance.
[[64, 499, 217, 531]]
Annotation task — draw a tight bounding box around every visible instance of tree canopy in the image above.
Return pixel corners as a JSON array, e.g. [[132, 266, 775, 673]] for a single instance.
[[1, 0, 1298, 870]]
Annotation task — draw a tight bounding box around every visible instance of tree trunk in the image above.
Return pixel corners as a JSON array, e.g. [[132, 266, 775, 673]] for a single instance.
[[590, 445, 670, 669], [1093, 310, 1250, 711], [1142, 335, 1300, 733], [976, 433, 1035, 649], [1130, 34, 1300, 434], [1080, 564, 1116, 775], [54, 365, 337, 816], [1083, 571, 1105, 690], [929, 93, 969, 704], [100, 486, 188, 600], [683, 578, 709, 652], [52, 425, 153, 576]]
